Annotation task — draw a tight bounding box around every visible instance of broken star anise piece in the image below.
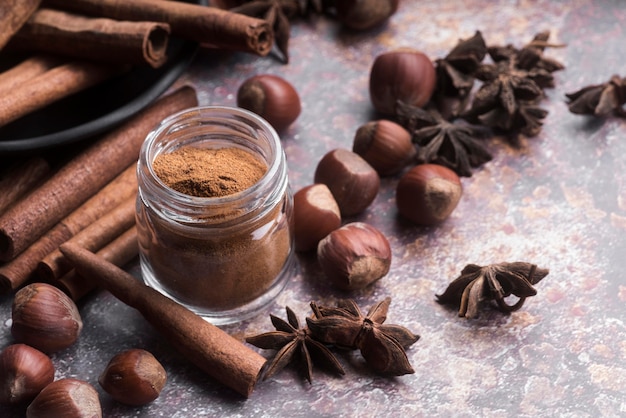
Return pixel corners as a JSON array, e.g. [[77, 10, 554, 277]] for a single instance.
[[436, 262, 549, 319], [246, 306, 345, 383], [307, 297, 419, 376], [396, 101, 492, 177], [566, 75, 626, 118], [435, 31, 487, 100]]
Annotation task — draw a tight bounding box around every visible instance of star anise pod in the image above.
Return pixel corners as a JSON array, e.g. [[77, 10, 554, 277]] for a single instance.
[[435, 31, 487, 100], [566, 75, 626, 118], [436, 262, 549, 319], [395, 101, 492, 177], [306, 297, 419, 376], [246, 306, 345, 383]]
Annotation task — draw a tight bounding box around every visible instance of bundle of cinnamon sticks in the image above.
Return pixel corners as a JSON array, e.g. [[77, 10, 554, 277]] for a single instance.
[[0, 0, 273, 129]]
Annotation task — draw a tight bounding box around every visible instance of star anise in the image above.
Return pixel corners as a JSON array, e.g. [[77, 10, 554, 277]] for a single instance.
[[566, 75, 626, 118], [306, 298, 419, 376], [231, 0, 322, 63], [395, 101, 492, 177], [436, 262, 549, 319], [434, 30, 487, 116], [246, 306, 345, 383]]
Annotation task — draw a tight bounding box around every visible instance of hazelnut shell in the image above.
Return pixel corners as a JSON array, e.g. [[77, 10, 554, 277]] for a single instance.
[[396, 164, 462, 225], [369, 49, 436, 115], [11, 283, 83, 353], [317, 222, 391, 290], [98, 348, 167, 406], [314, 149, 380, 216], [26, 378, 102, 418], [352, 120, 416, 176], [237, 74, 301, 132], [336, 0, 399, 30], [293, 184, 342, 252], [0, 344, 54, 405]]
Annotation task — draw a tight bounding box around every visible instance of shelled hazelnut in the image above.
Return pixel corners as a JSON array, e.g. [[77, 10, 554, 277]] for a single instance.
[[293, 184, 342, 252], [335, 0, 399, 31], [236, 74, 301, 132], [314, 148, 380, 216], [317, 222, 391, 290], [352, 120, 415, 176], [11, 283, 83, 353], [99, 348, 167, 406], [369, 48, 436, 115], [26, 378, 101, 418], [396, 164, 462, 225], [0, 344, 54, 405]]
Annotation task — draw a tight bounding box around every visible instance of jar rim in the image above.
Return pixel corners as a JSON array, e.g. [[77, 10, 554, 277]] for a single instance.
[[139, 105, 284, 207]]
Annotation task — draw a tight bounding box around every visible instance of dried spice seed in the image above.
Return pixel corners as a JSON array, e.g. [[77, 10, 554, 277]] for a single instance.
[[436, 262, 549, 319], [566, 75, 626, 118]]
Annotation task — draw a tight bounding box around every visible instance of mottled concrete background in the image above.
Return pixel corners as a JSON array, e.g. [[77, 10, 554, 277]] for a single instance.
[[2, 1, 626, 417]]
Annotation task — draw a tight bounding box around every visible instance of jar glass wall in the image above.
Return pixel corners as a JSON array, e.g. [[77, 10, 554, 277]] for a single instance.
[[136, 106, 295, 325]]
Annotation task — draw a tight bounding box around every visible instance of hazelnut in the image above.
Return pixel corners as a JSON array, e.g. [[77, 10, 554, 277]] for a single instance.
[[396, 164, 462, 225], [314, 148, 380, 216], [335, 0, 399, 31], [236, 74, 301, 132], [352, 120, 416, 176], [11, 283, 83, 353], [99, 348, 167, 406], [26, 378, 101, 418], [317, 222, 391, 291], [293, 184, 342, 252], [0, 344, 54, 405], [369, 49, 436, 115]]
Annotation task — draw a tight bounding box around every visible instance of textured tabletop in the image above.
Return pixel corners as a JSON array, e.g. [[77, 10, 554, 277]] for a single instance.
[[2, 1, 626, 417]]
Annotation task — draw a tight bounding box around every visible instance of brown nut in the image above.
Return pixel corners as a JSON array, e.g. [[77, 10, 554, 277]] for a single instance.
[[314, 148, 380, 216], [335, 0, 399, 30], [369, 49, 436, 115], [0, 344, 54, 405], [317, 222, 391, 290], [237, 74, 301, 132], [352, 120, 416, 176], [293, 184, 342, 252], [98, 348, 167, 406], [11, 283, 83, 353], [26, 378, 102, 418], [396, 164, 462, 225]]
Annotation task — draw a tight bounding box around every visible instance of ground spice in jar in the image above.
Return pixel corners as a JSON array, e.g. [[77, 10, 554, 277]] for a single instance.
[[152, 147, 266, 197], [138, 143, 293, 316]]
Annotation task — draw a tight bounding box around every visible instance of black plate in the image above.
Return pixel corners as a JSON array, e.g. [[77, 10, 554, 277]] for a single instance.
[[0, 1, 204, 155]]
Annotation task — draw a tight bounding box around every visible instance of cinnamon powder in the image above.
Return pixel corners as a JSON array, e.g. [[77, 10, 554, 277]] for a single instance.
[[152, 147, 266, 197]]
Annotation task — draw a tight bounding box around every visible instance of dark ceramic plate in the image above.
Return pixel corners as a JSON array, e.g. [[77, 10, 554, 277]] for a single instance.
[[0, 1, 204, 155]]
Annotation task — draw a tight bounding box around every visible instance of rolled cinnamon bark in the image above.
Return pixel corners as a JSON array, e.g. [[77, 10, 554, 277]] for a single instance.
[[0, 55, 61, 94], [0, 85, 198, 262], [10, 9, 171, 68], [59, 243, 265, 397], [0, 60, 119, 127], [0, 157, 51, 215], [0, 0, 41, 49], [0, 165, 137, 293], [57, 226, 138, 301], [38, 196, 136, 281], [43, 0, 273, 56]]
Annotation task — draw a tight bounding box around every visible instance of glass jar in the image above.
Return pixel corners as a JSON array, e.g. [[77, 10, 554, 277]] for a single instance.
[[136, 106, 295, 324]]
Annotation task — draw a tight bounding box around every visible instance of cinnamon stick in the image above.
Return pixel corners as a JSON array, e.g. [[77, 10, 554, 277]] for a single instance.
[[43, 0, 273, 56], [38, 196, 136, 282], [10, 9, 171, 68], [0, 60, 120, 127], [57, 226, 138, 301], [0, 157, 51, 215], [59, 243, 265, 397], [0, 0, 41, 49], [0, 55, 61, 95], [0, 164, 137, 293], [0, 85, 198, 262]]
